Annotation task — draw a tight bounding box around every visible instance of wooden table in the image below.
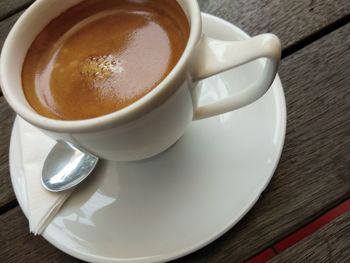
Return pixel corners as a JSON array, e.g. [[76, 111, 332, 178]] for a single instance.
[[0, 0, 349, 262]]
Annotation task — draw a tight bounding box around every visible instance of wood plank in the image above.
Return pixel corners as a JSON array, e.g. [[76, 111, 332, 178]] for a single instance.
[[0, 97, 16, 208], [0, 1, 349, 262], [173, 23, 350, 263], [0, 12, 23, 96], [0, 0, 33, 21], [0, 0, 349, 52], [0, 207, 80, 263], [0, 12, 22, 49], [0, 23, 348, 262], [199, 0, 350, 49], [269, 211, 350, 262]]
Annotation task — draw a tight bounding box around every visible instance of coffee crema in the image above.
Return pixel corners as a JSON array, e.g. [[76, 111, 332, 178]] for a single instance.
[[22, 0, 189, 120]]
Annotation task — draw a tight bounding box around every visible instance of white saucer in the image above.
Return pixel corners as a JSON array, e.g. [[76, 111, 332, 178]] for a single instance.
[[10, 13, 286, 263]]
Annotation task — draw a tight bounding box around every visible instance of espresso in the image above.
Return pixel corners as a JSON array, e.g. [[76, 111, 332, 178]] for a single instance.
[[22, 0, 189, 120]]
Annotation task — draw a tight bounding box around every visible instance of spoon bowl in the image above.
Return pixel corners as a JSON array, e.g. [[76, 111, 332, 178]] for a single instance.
[[42, 141, 99, 192]]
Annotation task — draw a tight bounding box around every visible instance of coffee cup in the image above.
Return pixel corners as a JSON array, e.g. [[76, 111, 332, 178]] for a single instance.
[[0, 0, 281, 161]]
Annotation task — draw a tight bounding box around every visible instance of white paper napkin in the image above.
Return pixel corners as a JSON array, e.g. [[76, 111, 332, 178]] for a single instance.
[[18, 119, 74, 235]]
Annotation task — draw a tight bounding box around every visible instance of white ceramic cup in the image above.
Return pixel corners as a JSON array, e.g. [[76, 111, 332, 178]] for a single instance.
[[0, 0, 281, 161]]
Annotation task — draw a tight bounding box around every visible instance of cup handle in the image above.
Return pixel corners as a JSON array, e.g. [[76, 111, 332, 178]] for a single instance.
[[190, 33, 281, 120]]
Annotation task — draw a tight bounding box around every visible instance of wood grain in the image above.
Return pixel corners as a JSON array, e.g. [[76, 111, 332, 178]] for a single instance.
[[199, 0, 350, 49], [0, 11, 23, 96], [0, 0, 349, 262], [0, 21, 348, 263], [269, 211, 350, 263], [0, 0, 349, 51], [0, 97, 16, 208], [0, 207, 80, 263], [0, 11, 22, 49], [0, 0, 33, 21]]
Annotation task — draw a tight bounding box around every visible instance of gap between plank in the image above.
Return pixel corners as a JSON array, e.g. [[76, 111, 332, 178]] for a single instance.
[[0, 11, 349, 99], [0, 5, 349, 220], [0, 199, 18, 215], [244, 197, 350, 263], [282, 13, 350, 59]]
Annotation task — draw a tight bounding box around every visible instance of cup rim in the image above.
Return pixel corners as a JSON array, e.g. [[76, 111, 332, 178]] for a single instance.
[[0, 0, 201, 133]]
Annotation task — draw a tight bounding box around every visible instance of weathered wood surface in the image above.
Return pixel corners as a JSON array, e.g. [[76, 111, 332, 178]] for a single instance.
[[0, 0, 349, 262], [0, 12, 22, 49], [269, 211, 350, 263], [0, 98, 16, 208], [0, 0, 33, 21], [1, 0, 350, 50], [0, 1, 30, 51], [0, 207, 80, 263], [199, 0, 350, 49], [0, 21, 349, 263], [0, 0, 349, 214]]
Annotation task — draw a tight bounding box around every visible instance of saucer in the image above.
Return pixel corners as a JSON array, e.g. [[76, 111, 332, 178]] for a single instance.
[[10, 13, 286, 263]]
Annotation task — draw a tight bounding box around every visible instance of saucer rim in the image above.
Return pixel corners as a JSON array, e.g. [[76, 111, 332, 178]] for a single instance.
[[9, 13, 287, 263]]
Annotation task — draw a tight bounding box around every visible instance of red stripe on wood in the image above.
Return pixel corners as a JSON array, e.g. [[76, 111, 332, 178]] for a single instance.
[[245, 248, 276, 263], [274, 198, 350, 252]]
